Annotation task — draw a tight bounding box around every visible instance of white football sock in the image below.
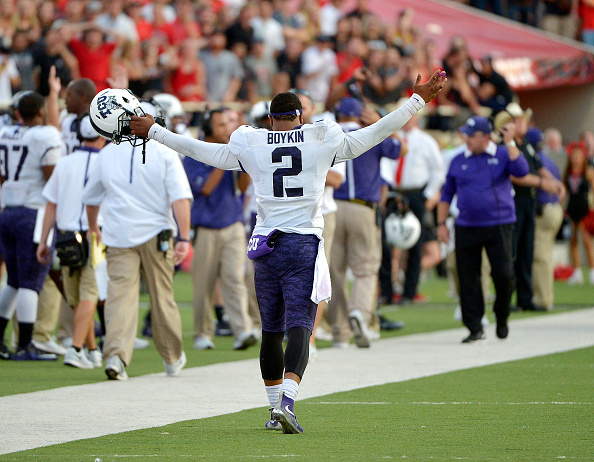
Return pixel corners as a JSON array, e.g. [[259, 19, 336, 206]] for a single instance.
[[281, 378, 299, 401], [0, 285, 18, 319], [265, 384, 281, 408], [16, 288, 38, 324]]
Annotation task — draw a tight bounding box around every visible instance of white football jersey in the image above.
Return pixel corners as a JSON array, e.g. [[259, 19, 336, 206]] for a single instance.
[[148, 94, 426, 238], [60, 113, 81, 155], [0, 124, 62, 209], [229, 120, 345, 238]]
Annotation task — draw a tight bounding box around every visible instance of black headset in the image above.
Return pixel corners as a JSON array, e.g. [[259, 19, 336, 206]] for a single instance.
[[201, 108, 225, 138]]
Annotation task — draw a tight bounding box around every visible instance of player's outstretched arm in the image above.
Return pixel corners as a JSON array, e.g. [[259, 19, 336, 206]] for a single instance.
[[130, 115, 241, 170], [337, 70, 446, 162]]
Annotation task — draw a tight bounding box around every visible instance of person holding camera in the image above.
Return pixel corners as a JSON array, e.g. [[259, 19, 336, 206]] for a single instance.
[[437, 116, 529, 343], [82, 102, 192, 381], [36, 115, 105, 369]]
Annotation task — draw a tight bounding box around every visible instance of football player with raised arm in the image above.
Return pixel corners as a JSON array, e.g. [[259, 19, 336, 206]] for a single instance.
[[130, 70, 446, 434]]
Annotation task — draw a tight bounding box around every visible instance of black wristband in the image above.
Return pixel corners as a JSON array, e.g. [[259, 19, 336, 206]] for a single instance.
[[177, 237, 191, 243]]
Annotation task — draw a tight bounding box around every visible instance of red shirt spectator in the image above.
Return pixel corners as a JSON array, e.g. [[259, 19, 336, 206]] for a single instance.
[[69, 30, 116, 91]]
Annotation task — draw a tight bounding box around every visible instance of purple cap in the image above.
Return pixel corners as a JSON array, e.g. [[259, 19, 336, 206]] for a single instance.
[[458, 116, 492, 136], [336, 97, 362, 117]]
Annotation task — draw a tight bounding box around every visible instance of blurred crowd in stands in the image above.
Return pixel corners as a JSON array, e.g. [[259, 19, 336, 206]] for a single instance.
[[0, 0, 592, 116]]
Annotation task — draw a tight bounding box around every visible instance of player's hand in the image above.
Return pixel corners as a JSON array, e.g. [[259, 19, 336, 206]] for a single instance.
[[173, 241, 189, 266], [36, 242, 51, 265], [413, 69, 447, 103], [130, 114, 156, 138]]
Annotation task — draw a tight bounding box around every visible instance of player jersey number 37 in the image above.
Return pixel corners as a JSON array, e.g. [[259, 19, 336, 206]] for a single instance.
[[0, 125, 62, 209]]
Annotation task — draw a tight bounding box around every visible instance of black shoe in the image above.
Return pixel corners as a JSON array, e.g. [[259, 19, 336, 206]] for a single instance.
[[379, 315, 405, 331], [142, 315, 153, 338], [462, 331, 486, 343], [215, 319, 233, 337], [496, 320, 509, 339], [0, 341, 12, 360], [522, 304, 548, 312]]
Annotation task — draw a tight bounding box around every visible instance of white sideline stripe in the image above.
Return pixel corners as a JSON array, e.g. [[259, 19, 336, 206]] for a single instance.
[[1, 308, 593, 455]]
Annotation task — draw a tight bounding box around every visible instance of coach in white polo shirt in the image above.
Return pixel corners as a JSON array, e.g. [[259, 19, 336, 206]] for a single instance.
[[82, 104, 192, 381]]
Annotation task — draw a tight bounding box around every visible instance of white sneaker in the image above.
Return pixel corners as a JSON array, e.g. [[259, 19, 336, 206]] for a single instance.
[[332, 342, 349, 349], [309, 345, 318, 359], [348, 310, 372, 348], [63, 347, 94, 369], [313, 326, 332, 342], [105, 355, 128, 381], [567, 268, 584, 285], [481, 316, 490, 327], [369, 330, 380, 341], [134, 337, 150, 349], [60, 337, 73, 349], [233, 331, 257, 350], [88, 348, 103, 368], [194, 336, 215, 350], [32, 339, 67, 356], [589, 269, 594, 285], [164, 351, 187, 377]]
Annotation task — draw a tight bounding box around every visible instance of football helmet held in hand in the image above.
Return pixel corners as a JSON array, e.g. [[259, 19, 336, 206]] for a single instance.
[[385, 211, 421, 250], [89, 88, 145, 145]]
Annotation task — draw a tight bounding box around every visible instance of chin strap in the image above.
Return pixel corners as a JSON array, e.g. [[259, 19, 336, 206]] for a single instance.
[[142, 138, 147, 164]]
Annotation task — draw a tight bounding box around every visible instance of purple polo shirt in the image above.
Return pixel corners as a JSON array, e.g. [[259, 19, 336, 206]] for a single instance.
[[334, 123, 401, 203], [537, 152, 560, 205], [184, 157, 244, 229], [441, 141, 529, 227]]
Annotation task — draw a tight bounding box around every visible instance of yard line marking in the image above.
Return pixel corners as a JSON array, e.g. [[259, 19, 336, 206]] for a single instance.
[[1, 308, 593, 455]]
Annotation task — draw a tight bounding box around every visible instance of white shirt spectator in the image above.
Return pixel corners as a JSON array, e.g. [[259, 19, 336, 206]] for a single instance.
[[0, 55, 19, 104], [82, 140, 192, 248], [250, 16, 285, 58], [380, 126, 445, 199], [301, 44, 338, 103], [319, 2, 344, 36], [95, 13, 139, 42], [142, 2, 176, 24]]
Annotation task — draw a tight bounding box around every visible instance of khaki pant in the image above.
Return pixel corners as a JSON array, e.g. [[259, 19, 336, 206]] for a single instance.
[[532, 203, 564, 309], [446, 248, 491, 305], [62, 261, 99, 308], [104, 235, 183, 366], [192, 222, 251, 339], [327, 201, 381, 343], [33, 275, 63, 343]]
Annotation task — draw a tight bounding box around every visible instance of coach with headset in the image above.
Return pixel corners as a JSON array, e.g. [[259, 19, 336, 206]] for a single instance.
[[184, 108, 256, 351], [437, 115, 529, 343]]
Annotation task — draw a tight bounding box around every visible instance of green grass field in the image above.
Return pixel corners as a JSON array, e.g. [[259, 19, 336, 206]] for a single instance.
[[1, 271, 593, 461], [2, 347, 592, 461], [2, 271, 593, 397]]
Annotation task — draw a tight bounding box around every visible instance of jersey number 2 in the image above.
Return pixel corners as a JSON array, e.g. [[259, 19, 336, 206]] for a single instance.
[[272, 147, 303, 198]]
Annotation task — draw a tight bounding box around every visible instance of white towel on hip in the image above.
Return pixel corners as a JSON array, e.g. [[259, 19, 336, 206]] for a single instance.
[[311, 238, 331, 304]]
